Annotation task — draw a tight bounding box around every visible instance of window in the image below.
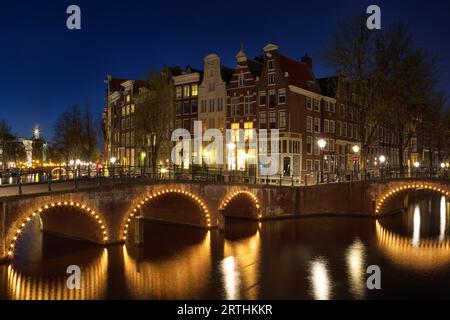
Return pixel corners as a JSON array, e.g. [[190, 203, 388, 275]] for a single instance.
[[126, 94, 131, 103], [306, 159, 313, 171], [349, 124, 353, 139], [324, 119, 329, 133], [131, 104, 135, 113], [191, 100, 198, 113], [314, 118, 320, 133], [306, 116, 313, 133], [306, 97, 312, 110], [343, 122, 348, 137], [121, 119, 125, 130], [130, 117, 134, 128], [122, 106, 126, 117], [268, 73, 275, 85], [244, 122, 253, 141], [208, 83, 215, 92], [126, 105, 130, 115], [337, 121, 342, 136], [306, 136, 313, 155], [259, 112, 267, 128], [183, 85, 190, 97], [278, 89, 286, 104], [313, 99, 320, 112], [238, 72, 244, 86], [126, 118, 130, 129], [209, 99, 215, 112], [325, 101, 330, 112], [231, 97, 239, 116], [314, 160, 321, 172], [201, 100, 207, 113], [269, 90, 276, 108], [183, 119, 190, 130], [330, 120, 335, 134], [329, 139, 335, 152], [268, 60, 275, 70], [244, 96, 252, 115], [330, 102, 335, 113], [259, 91, 266, 106], [217, 98, 223, 111], [183, 101, 190, 114], [176, 86, 182, 99], [269, 111, 276, 129], [314, 138, 320, 155], [279, 111, 287, 129], [191, 84, 198, 97]]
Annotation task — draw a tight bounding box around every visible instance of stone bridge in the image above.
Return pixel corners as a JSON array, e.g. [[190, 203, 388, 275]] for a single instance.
[[1, 178, 449, 261]]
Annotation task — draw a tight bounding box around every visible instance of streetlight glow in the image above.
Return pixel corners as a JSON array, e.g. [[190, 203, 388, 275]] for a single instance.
[[227, 143, 236, 151], [352, 145, 360, 153], [317, 139, 327, 150], [414, 161, 420, 168], [110, 157, 117, 165], [379, 155, 386, 164], [441, 163, 446, 169]]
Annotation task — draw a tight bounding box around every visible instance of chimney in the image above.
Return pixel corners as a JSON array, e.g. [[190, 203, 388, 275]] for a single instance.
[[301, 54, 313, 70]]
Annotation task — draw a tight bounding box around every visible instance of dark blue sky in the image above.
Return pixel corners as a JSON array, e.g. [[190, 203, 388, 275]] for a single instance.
[[1, 0, 449, 139]]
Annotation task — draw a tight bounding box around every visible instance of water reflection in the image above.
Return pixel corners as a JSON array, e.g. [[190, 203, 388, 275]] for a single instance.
[[308, 257, 331, 300], [6, 249, 108, 300], [1, 192, 450, 300], [345, 239, 367, 299], [376, 194, 450, 270]]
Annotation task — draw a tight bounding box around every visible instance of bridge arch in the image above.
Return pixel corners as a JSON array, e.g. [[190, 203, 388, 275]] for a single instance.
[[376, 182, 449, 215], [6, 201, 109, 259], [122, 189, 211, 241], [220, 190, 261, 220]]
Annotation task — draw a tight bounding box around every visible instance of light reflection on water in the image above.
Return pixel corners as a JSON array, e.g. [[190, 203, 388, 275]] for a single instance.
[[0, 192, 449, 300]]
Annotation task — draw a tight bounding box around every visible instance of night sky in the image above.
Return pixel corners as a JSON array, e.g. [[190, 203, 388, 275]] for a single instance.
[[1, 0, 449, 139]]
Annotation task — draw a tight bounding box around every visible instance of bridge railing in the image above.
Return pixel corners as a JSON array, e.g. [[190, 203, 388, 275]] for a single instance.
[[0, 165, 449, 195]]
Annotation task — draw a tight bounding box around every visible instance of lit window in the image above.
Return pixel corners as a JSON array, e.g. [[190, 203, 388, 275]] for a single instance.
[[244, 122, 253, 140], [176, 86, 182, 99], [191, 84, 198, 97], [183, 85, 190, 97], [126, 105, 130, 115], [126, 95, 131, 103], [131, 104, 135, 113]]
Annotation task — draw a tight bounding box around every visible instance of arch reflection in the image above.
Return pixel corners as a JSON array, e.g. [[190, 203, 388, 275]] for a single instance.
[[6, 249, 108, 300], [122, 231, 212, 299], [222, 228, 261, 300]]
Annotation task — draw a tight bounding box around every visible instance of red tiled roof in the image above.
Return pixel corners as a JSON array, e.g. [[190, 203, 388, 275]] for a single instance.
[[277, 54, 320, 93]]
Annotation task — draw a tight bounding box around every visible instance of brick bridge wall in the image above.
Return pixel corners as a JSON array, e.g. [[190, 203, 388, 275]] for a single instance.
[[0, 179, 448, 261]]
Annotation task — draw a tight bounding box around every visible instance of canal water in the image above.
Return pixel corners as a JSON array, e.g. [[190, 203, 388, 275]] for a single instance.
[[1, 192, 449, 300]]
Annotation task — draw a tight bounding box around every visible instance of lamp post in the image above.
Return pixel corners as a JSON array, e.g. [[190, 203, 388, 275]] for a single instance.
[[110, 157, 117, 178], [379, 155, 386, 178], [227, 142, 236, 174], [352, 145, 360, 179], [317, 139, 327, 183]]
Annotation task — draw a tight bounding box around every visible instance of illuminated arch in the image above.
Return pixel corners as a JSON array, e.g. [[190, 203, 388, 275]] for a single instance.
[[122, 189, 211, 241], [7, 201, 109, 259], [375, 183, 449, 215], [51, 167, 67, 176], [220, 190, 261, 220]]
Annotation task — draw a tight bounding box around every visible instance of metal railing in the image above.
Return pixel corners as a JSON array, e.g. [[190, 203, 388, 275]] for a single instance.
[[0, 165, 448, 195]]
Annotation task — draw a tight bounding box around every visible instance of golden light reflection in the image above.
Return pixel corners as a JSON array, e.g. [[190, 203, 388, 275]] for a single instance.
[[308, 257, 332, 300], [376, 220, 450, 270], [345, 239, 367, 300], [122, 232, 212, 299], [6, 249, 108, 300], [223, 230, 261, 300], [412, 205, 421, 247], [440, 196, 447, 243]]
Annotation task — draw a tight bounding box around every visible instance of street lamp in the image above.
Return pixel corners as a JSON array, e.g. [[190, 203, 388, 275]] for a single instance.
[[228, 143, 237, 172], [440, 163, 446, 169], [317, 139, 327, 183], [352, 145, 360, 154], [110, 157, 117, 178], [379, 155, 386, 164], [414, 161, 420, 168]]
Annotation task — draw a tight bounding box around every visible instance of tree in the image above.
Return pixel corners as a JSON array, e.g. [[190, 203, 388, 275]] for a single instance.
[[52, 104, 99, 163], [135, 68, 175, 172], [324, 15, 388, 170], [324, 17, 440, 173], [0, 119, 26, 168]]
